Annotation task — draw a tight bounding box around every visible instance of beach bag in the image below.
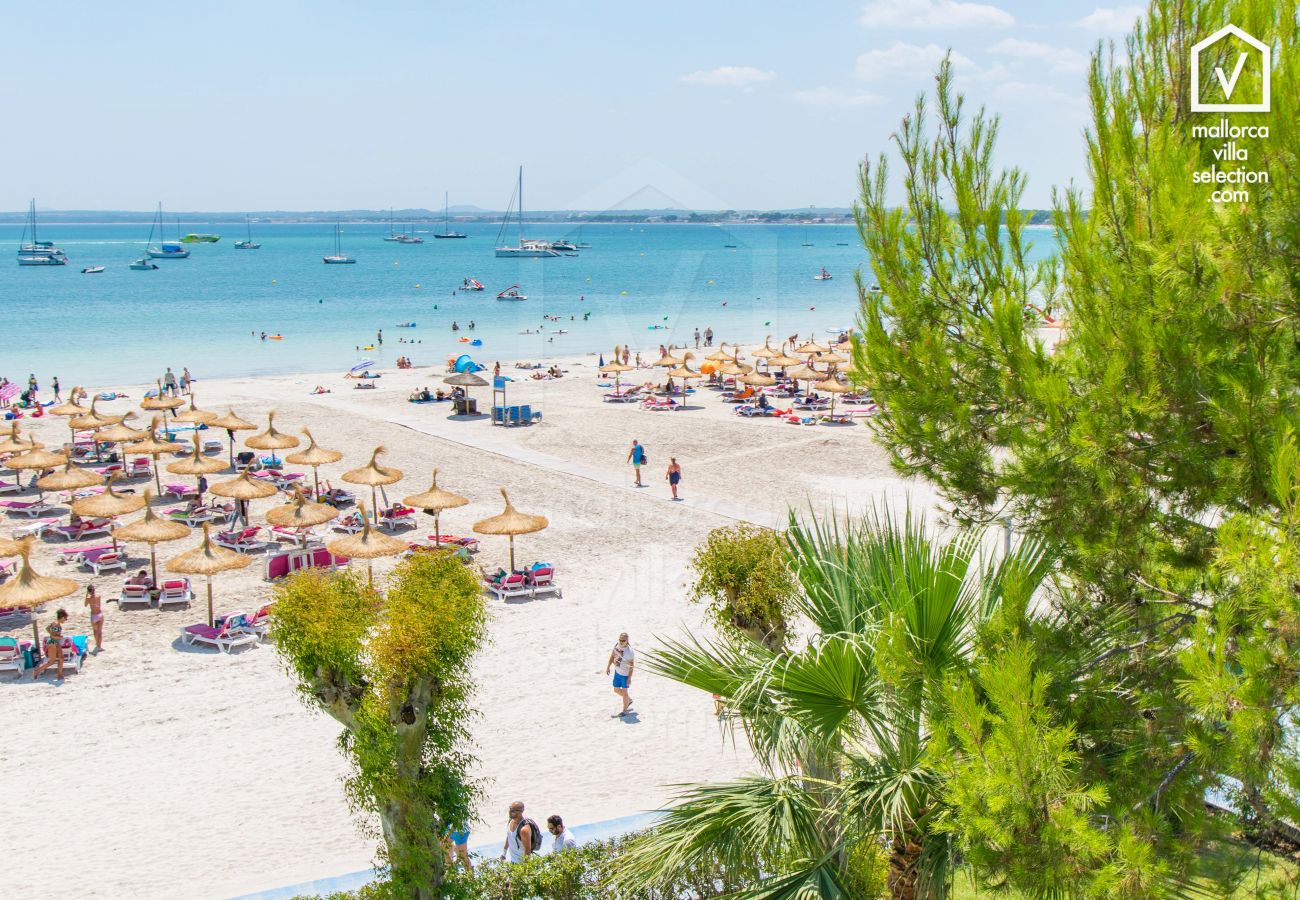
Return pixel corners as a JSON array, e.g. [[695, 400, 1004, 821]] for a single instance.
[[519, 818, 543, 852]]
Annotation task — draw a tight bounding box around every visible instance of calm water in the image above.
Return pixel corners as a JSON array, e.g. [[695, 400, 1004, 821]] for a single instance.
[[2, 222, 1058, 387]]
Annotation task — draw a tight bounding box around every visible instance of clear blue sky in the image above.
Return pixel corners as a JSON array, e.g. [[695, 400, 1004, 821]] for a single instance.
[[2, 0, 1141, 212]]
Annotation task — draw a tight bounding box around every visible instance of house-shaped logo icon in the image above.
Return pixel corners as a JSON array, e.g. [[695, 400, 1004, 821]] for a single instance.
[[1191, 24, 1270, 112]]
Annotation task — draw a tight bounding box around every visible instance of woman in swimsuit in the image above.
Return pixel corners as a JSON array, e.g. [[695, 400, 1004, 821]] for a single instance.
[[666, 457, 682, 500], [32, 609, 69, 680], [85, 585, 104, 653]]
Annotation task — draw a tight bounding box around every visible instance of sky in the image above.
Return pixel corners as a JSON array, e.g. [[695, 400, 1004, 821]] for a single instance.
[[1, 1, 1144, 212]]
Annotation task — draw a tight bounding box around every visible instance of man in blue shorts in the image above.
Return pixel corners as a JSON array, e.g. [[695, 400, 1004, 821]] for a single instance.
[[605, 632, 635, 717], [626, 439, 647, 487]]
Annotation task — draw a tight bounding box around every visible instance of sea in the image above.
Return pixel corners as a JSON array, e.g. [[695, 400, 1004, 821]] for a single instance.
[[2, 221, 1059, 388]]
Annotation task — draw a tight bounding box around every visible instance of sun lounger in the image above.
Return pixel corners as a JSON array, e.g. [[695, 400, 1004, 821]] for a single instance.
[[641, 398, 681, 411], [163, 482, 198, 500], [234, 452, 257, 472], [181, 617, 258, 653], [0, 636, 25, 677], [378, 506, 417, 531], [314, 484, 355, 507], [1, 499, 58, 518], [484, 571, 531, 600], [427, 534, 479, 552], [124, 458, 152, 478], [83, 548, 127, 575], [202, 437, 224, 454], [602, 391, 641, 403], [0, 606, 29, 623], [59, 543, 112, 565], [215, 527, 270, 553], [269, 524, 321, 545], [11, 517, 58, 539], [264, 546, 348, 581], [158, 578, 193, 608], [0, 479, 21, 495], [31, 638, 83, 678], [332, 513, 365, 534], [118, 583, 153, 609], [236, 604, 274, 640], [526, 566, 561, 599], [51, 517, 114, 542]]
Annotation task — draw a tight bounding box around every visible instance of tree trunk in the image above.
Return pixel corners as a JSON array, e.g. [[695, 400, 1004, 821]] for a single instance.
[[887, 830, 923, 900], [378, 794, 443, 900]]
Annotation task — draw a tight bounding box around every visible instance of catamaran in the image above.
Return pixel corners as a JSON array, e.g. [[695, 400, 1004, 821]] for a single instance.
[[145, 204, 190, 259], [324, 222, 356, 264], [496, 284, 526, 301], [813, 267, 832, 281], [235, 216, 261, 250], [434, 192, 466, 239], [495, 167, 558, 258], [17, 199, 67, 266]]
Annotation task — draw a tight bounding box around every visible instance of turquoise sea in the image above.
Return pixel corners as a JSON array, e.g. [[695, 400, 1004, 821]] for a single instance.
[[2, 222, 1057, 387]]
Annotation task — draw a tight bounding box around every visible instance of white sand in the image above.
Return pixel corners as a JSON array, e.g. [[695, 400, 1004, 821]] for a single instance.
[[0, 355, 926, 898]]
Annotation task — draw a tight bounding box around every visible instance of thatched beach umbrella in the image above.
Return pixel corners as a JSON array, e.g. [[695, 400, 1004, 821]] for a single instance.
[[342, 447, 402, 521], [666, 352, 701, 395], [718, 355, 753, 377], [47, 388, 88, 447], [599, 346, 635, 393], [166, 435, 227, 497], [113, 490, 190, 586], [70, 397, 123, 432], [265, 486, 338, 547], [814, 351, 848, 367], [739, 371, 776, 388], [95, 413, 149, 446], [0, 536, 21, 558], [123, 416, 183, 495], [141, 380, 184, 417], [766, 348, 802, 373], [0, 424, 40, 455], [285, 428, 343, 499], [327, 502, 409, 585], [443, 371, 489, 415], [705, 344, 736, 364], [245, 411, 300, 468], [652, 345, 685, 368], [208, 470, 278, 526], [166, 523, 253, 628], [403, 470, 468, 547], [7, 442, 69, 502], [208, 407, 257, 467], [0, 538, 79, 650], [171, 395, 218, 426], [795, 340, 828, 355], [72, 476, 146, 549], [472, 488, 548, 571], [814, 374, 851, 421], [38, 460, 104, 519], [750, 338, 777, 362]]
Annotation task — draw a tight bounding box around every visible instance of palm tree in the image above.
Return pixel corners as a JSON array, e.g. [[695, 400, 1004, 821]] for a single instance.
[[616, 508, 1055, 898]]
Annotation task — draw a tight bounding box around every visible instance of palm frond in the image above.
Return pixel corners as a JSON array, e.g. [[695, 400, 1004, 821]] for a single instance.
[[776, 632, 881, 742], [726, 854, 853, 899]]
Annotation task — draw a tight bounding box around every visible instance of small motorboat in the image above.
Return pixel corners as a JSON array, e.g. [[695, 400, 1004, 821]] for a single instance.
[[234, 239, 261, 250], [496, 285, 526, 301], [81, 266, 105, 274], [813, 267, 832, 281], [130, 258, 159, 270]]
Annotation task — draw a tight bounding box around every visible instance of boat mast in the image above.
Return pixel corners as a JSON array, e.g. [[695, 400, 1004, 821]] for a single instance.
[[517, 166, 524, 245]]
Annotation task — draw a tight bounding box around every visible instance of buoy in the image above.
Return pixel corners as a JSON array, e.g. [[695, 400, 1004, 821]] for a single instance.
[[707, 280, 715, 285], [393, 261, 399, 267], [722, 301, 728, 307], [414, 284, 421, 289], [620, 290, 628, 296], [471, 339, 482, 346], [271, 279, 278, 284], [585, 277, 591, 283], [268, 335, 283, 340]]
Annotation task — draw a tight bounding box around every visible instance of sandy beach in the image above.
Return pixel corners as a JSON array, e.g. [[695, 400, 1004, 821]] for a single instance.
[[0, 352, 925, 898]]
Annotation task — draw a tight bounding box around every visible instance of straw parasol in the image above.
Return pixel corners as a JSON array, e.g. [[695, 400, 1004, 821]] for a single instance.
[[7, 441, 69, 500], [0, 536, 21, 558], [166, 434, 227, 496], [795, 340, 828, 355], [0, 538, 80, 649], [833, 338, 854, 352], [705, 343, 736, 364], [208, 407, 257, 467], [342, 447, 403, 521], [739, 371, 776, 388], [72, 476, 146, 547], [113, 490, 191, 586], [717, 353, 753, 377], [141, 380, 184, 416], [208, 470, 278, 526], [666, 352, 701, 396], [814, 351, 848, 367], [122, 416, 183, 495], [599, 346, 635, 393], [166, 523, 253, 627], [171, 394, 218, 426], [285, 428, 343, 499], [787, 365, 821, 387], [403, 469, 468, 547], [265, 486, 339, 547], [814, 374, 851, 421], [765, 345, 802, 372], [0, 423, 39, 455], [70, 397, 123, 432], [47, 387, 87, 447], [37, 459, 104, 518], [94, 412, 149, 445], [245, 411, 300, 468], [751, 338, 778, 361], [472, 488, 548, 571], [327, 502, 409, 585], [652, 347, 685, 368]]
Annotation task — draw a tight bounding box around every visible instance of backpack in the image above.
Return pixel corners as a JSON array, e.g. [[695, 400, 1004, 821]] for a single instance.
[[519, 818, 543, 852]]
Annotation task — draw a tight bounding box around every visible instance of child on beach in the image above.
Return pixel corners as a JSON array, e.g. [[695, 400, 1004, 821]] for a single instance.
[[85, 585, 104, 653]]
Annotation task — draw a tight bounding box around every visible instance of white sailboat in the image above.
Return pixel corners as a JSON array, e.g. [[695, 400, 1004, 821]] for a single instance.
[[17, 199, 67, 266], [234, 216, 261, 250], [495, 167, 558, 258], [324, 222, 356, 264], [145, 204, 190, 259], [383, 209, 403, 242]]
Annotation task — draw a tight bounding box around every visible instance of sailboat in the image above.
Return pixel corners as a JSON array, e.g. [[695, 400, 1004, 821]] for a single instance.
[[145, 204, 190, 259], [813, 267, 832, 281], [574, 225, 590, 249], [17, 199, 67, 266], [383, 209, 403, 242], [397, 223, 424, 244], [801, 224, 814, 247], [434, 192, 466, 239], [234, 216, 261, 250], [495, 167, 558, 258], [324, 222, 356, 264]]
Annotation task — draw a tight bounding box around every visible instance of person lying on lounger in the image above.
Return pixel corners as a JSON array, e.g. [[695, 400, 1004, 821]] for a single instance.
[[128, 569, 153, 589]]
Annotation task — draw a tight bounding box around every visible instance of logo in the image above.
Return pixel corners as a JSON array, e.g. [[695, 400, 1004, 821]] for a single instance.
[[1191, 24, 1270, 112]]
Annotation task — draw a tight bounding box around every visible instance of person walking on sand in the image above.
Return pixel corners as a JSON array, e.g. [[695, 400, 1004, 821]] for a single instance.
[[694, 328, 701, 349], [32, 609, 69, 681], [444, 822, 472, 871], [163, 367, 178, 397], [51, 376, 60, 402], [606, 633, 635, 717], [627, 439, 646, 487], [182, 367, 193, 394], [501, 801, 536, 863], [547, 815, 578, 852], [84, 585, 104, 653], [666, 457, 682, 500]]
